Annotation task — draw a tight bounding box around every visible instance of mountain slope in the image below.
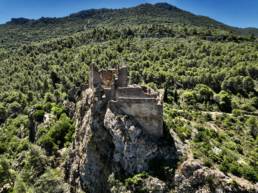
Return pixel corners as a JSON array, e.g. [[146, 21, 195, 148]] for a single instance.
[[0, 3, 257, 49]]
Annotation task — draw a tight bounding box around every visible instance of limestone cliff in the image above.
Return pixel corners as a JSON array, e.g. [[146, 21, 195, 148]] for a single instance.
[[65, 86, 258, 193], [65, 87, 114, 193], [65, 85, 177, 193]]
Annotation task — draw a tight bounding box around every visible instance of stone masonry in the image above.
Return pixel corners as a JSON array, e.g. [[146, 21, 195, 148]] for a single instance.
[[89, 64, 164, 138]]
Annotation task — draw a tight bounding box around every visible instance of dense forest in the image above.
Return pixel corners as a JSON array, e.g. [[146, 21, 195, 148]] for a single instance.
[[0, 3, 257, 193]]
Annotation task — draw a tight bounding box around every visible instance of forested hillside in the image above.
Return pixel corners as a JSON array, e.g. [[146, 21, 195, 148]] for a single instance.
[[0, 3, 258, 49], [0, 3, 257, 193]]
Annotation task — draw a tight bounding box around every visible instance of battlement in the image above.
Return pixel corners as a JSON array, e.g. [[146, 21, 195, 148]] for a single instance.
[[89, 64, 163, 138]]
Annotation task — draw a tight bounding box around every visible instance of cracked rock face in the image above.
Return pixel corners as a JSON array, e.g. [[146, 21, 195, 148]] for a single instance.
[[174, 160, 258, 193], [65, 87, 114, 193], [104, 108, 156, 174], [65, 87, 177, 193], [104, 108, 176, 176]]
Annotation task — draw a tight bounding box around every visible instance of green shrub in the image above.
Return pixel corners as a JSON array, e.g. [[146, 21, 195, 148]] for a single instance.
[[215, 91, 232, 113], [0, 103, 7, 123], [224, 141, 237, 151], [51, 105, 64, 118], [195, 84, 214, 103], [203, 157, 213, 167], [0, 141, 7, 154], [241, 103, 256, 112], [13, 175, 28, 193], [16, 139, 30, 153], [242, 76, 255, 94], [194, 128, 217, 142], [8, 101, 23, 116], [0, 157, 14, 187], [175, 126, 191, 141], [232, 109, 243, 117], [49, 114, 74, 146], [125, 172, 148, 188], [37, 134, 58, 155], [246, 117, 258, 138], [33, 110, 45, 122], [250, 97, 258, 109], [34, 169, 66, 193], [33, 104, 44, 110], [44, 92, 56, 103], [241, 165, 258, 182], [229, 162, 242, 177], [37, 113, 74, 155], [21, 145, 49, 182], [181, 90, 197, 107], [4, 115, 29, 137]]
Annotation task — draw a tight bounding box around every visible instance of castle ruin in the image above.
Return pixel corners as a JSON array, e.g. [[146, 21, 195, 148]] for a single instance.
[[89, 64, 164, 138]]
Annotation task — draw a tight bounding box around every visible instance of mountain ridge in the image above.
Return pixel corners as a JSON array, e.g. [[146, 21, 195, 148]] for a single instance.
[[1, 2, 257, 50], [3, 2, 258, 34]]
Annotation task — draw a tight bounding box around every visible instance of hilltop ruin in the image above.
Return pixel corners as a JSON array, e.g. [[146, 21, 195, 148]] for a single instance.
[[89, 64, 164, 138]]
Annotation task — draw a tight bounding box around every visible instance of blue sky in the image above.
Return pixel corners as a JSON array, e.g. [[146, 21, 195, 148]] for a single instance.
[[0, 0, 257, 28]]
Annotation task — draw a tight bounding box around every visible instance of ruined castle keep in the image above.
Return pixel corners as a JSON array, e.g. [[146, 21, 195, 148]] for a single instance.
[[89, 64, 164, 138]]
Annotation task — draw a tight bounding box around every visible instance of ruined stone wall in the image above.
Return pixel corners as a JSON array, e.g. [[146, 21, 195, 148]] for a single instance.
[[117, 87, 150, 98], [116, 87, 159, 99], [99, 70, 117, 88], [89, 64, 129, 89], [103, 88, 112, 100], [109, 99, 163, 138], [89, 64, 101, 88], [117, 67, 128, 87], [89, 64, 163, 138]]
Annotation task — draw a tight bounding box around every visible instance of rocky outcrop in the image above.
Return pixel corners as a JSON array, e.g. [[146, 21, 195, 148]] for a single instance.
[[65, 86, 177, 193], [108, 173, 167, 193], [104, 108, 176, 176], [173, 160, 258, 193], [65, 87, 114, 193], [65, 85, 257, 193]]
